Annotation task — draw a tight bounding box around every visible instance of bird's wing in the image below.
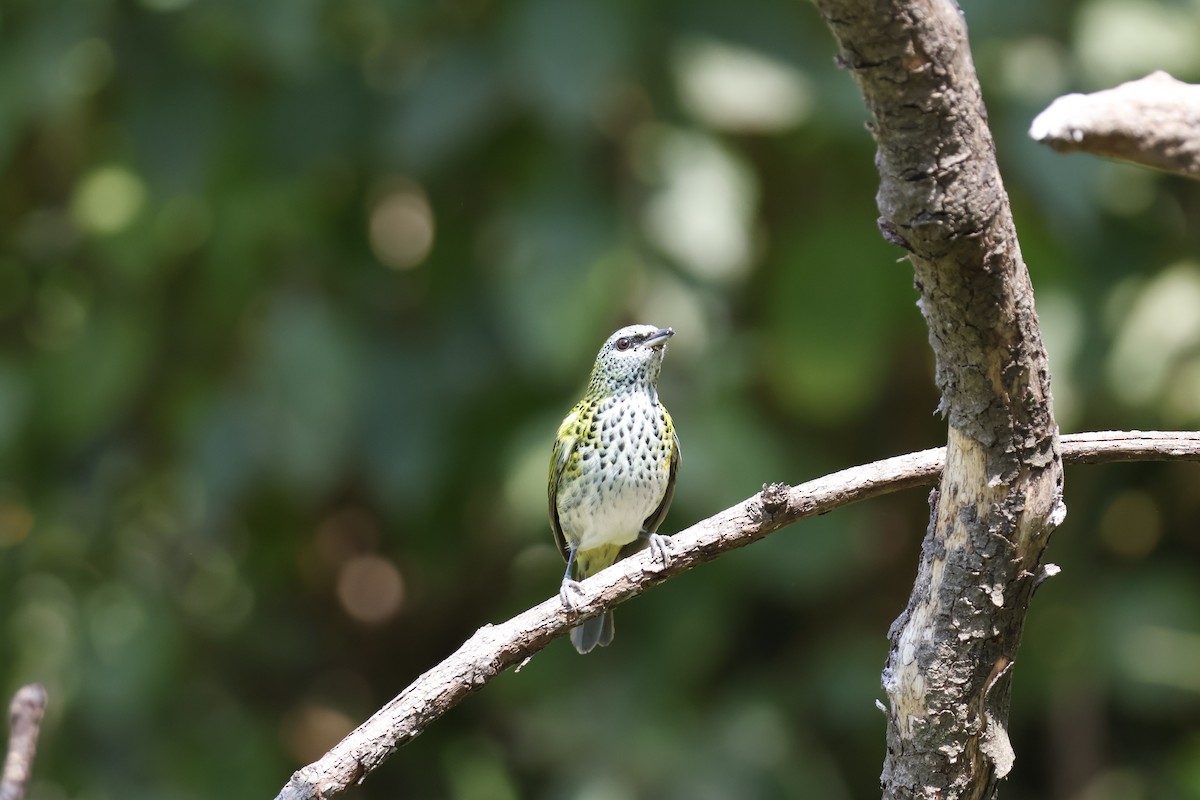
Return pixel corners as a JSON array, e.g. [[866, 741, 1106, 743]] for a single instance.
[[548, 406, 582, 563], [641, 407, 681, 535]]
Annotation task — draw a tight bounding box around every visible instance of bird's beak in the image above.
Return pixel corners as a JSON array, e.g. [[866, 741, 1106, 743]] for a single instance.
[[642, 327, 675, 351]]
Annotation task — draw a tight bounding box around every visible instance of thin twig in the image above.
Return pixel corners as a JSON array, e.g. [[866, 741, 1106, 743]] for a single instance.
[[274, 430, 1200, 800], [1, 684, 47, 800]]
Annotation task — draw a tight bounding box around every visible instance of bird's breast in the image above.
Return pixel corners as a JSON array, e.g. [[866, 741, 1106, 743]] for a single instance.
[[556, 394, 671, 551]]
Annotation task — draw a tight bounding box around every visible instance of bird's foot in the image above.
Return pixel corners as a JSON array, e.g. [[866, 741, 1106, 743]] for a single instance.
[[647, 533, 671, 570], [559, 579, 586, 610]]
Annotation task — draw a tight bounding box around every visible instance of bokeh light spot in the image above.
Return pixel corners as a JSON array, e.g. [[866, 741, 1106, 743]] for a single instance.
[[368, 182, 435, 270], [13, 575, 79, 678], [301, 506, 382, 586], [336, 554, 405, 624], [1121, 625, 1200, 693], [503, 425, 558, 537], [1164, 356, 1200, 424], [995, 37, 1069, 102], [634, 271, 711, 358], [1107, 263, 1200, 408], [1036, 290, 1084, 429], [1075, 0, 1200, 86], [72, 166, 146, 235], [281, 704, 356, 765], [673, 36, 812, 132], [572, 777, 636, 800], [316, 506, 380, 561], [639, 127, 757, 282], [0, 501, 34, 546]]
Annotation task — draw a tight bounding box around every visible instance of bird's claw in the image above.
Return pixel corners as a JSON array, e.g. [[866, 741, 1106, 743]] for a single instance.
[[559, 579, 586, 610], [647, 533, 671, 569]]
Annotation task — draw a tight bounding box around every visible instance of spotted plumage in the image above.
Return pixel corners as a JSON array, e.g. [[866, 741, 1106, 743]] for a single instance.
[[549, 325, 681, 653]]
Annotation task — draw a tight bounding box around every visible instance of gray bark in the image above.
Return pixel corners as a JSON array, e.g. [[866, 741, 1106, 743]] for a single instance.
[[807, 0, 1065, 797]]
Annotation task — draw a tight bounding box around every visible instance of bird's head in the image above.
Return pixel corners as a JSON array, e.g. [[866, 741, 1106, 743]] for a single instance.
[[588, 324, 675, 395]]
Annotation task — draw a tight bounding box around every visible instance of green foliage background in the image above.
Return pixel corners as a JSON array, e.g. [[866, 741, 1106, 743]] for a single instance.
[[2, 1, 1200, 798]]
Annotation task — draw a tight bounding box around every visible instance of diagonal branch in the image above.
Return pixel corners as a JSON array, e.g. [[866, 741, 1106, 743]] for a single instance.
[[1, 684, 47, 800], [1030, 72, 1200, 179], [274, 431, 1200, 800]]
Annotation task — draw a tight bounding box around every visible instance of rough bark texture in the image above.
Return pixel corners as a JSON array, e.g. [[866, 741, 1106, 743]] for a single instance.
[[1030, 72, 1200, 179], [272, 431, 1200, 800], [1, 685, 47, 800], [808, 0, 1064, 797]]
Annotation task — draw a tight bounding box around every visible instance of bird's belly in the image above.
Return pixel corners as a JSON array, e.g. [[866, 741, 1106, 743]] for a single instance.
[[557, 468, 667, 552], [555, 393, 671, 552]]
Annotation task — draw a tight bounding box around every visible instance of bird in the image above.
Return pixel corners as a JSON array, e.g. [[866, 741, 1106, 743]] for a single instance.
[[548, 324, 681, 654]]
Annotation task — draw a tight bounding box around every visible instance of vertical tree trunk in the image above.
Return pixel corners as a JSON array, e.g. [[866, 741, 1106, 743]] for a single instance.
[[807, 1, 1066, 796]]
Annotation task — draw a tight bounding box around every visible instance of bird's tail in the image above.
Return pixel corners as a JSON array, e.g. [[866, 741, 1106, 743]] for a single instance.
[[570, 611, 614, 654], [568, 544, 621, 654]]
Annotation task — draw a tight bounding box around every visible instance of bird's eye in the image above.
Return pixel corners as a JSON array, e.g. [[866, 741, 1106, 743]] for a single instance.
[[615, 337, 631, 351]]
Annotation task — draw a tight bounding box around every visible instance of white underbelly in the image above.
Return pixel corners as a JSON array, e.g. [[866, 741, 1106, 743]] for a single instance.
[[555, 393, 670, 552], [558, 472, 665, 551]]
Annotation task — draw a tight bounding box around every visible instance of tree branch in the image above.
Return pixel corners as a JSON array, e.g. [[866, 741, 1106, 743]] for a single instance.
[[274, 431, 1200, 800], [1030, 72, 1200, 179], [1, 684, 47, 800], [807, 0, 1065, 796]]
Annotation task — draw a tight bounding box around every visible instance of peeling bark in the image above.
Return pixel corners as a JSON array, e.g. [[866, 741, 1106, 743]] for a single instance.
[[808, 0, 1064, 797]]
